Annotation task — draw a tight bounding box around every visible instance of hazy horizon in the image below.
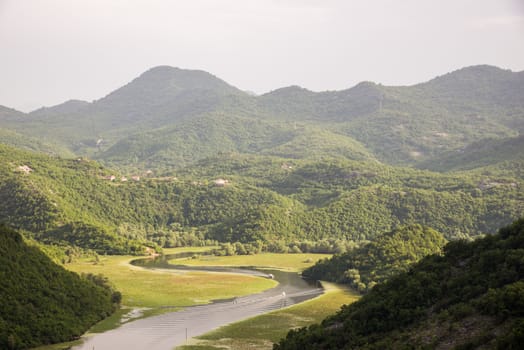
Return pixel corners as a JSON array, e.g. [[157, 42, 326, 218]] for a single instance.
[[1, 0, 523, 112]]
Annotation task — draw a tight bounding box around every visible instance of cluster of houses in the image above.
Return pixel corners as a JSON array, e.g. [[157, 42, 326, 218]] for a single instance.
[[16, 163, 232, 189], [100, 171, 231, 187], [102, 170, 154, 182]]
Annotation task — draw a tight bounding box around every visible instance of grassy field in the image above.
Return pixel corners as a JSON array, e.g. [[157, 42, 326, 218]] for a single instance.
[[170, 252, 331, 272], [65, 249, 278, 309], [177, 282, 360, 350]]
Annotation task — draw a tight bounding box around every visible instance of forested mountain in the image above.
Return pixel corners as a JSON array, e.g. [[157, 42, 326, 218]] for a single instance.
[[30, 99, 90, 118], [302, 225, 447, 293], [0, 226, 118, 349], [274, 218, 524, 350], [0, 67, 251, 156], [98, 116, 376, 170], [0, 65, 522, 170], [0, 143, 522, 255], [0, 64, 522, 259]]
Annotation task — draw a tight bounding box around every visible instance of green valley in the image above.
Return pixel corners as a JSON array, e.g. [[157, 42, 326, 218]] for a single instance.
[[0, 64, 523, 349]]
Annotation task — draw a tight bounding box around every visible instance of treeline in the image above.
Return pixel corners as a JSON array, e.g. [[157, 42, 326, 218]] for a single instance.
[[302, 224, 447, 292], [274, 218, 524, 349], [212, 238, 358, 256], [0, 226, 119, 349]]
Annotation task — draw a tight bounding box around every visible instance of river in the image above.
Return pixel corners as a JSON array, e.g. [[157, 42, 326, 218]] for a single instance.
[[71, 253, 323, 350]]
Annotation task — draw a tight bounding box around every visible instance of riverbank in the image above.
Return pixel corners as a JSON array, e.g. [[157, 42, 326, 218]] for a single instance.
[[178, 282, 359, 350], [169, 252, 332, 272], [69, 265, 324, 349], [65, 248, 278, 309]]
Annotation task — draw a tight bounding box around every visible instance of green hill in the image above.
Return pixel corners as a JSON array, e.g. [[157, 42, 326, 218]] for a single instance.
[[98, 115, 376, 171], [274, 218, 524, 350], [0, 144, 303, 253], [0, 226, 118, 349], [90, 66, 247, 127], [0, 143, 522, 255], [30, 99, 90, 117], [0, 65, 522, 170], [185, 154, 523, 243], [302, 225, 447, 293]]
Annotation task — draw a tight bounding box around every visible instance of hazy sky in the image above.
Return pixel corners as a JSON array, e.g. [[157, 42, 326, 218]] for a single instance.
[[1, 0, 523, 112]]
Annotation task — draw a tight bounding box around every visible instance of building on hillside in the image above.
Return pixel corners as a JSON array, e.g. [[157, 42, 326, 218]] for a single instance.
[[213, 178, 229, 187]]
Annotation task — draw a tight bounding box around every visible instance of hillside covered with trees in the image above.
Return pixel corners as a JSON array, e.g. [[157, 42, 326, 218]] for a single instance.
[[302, 225, 447, 293], [0, 226, 119, 349], [0, 64, 522, 260], [0, 65, 523, 171], [0, 143, 522, 256], [274, 219, 524, 349]]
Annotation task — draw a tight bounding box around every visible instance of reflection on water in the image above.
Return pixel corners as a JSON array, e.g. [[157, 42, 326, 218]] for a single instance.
[[72, 252, 323, 350]]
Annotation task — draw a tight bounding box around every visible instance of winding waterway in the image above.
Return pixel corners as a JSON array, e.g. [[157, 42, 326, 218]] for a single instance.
[[72, 253, 323, 350]]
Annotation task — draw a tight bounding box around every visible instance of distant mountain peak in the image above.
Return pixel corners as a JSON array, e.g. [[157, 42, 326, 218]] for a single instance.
[[454, 64, 510, 73], [353, 81, 378, 87], [426, 64, 517, 86], [263, 85, 315, 97], [140, 65, 211, 80], [95, 65, 244, 107], [30, 99, 90, 116], [132, 65, 242, 92], [345, 81, 382, 94]]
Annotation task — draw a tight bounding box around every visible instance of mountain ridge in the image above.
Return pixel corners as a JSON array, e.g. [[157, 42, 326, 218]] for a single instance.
[[0, 64, 522, 170], [4, 64, 522, 113]]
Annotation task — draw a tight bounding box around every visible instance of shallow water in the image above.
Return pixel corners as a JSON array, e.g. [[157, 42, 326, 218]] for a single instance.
[[71, 253, 323, 350]]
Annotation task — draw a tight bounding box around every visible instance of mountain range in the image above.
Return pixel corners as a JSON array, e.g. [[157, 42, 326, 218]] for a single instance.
[[1, 64, 523, 171], [0, 64, 523, 253]]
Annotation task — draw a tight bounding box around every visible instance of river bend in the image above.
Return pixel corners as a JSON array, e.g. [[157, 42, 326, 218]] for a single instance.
[[72, 254, 323, 350]]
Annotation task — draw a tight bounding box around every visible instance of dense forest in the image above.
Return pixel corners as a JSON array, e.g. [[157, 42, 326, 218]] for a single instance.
[[0, 226, 119, 349], [0, 143, 522, 256], [0, 65, 522, 256], [274, 219, 524, 349], [302, 224, 447, 292]]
